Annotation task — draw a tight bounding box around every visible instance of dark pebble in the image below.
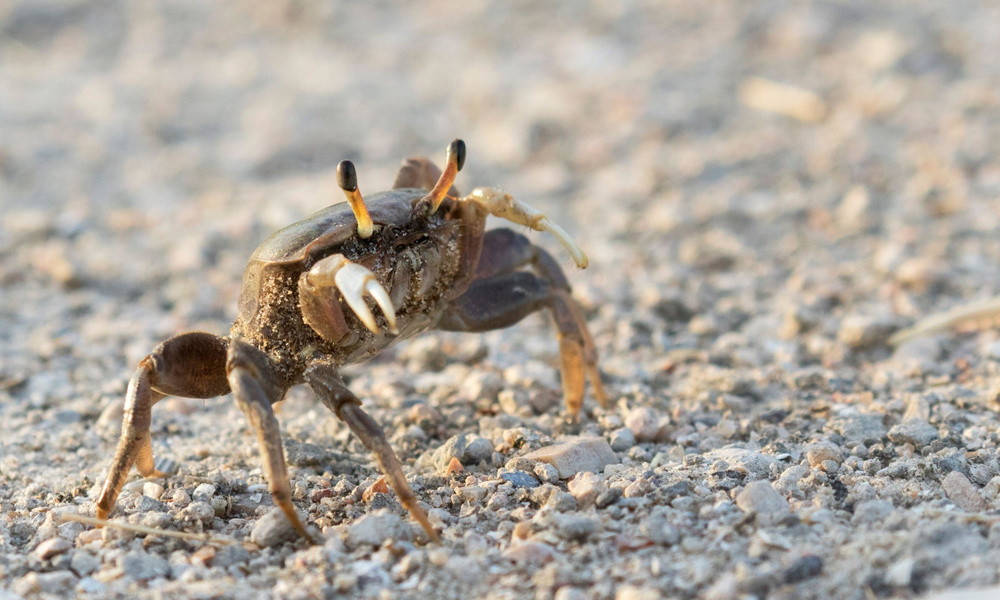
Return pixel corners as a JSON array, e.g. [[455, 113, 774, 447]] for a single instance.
[[595, 488, 623, 508], [784, 555, 823, 583], [500, 471, 540, 489]]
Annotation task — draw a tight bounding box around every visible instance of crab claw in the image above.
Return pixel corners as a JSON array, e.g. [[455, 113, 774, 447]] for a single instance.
[[334, 263, 399, 335], [466, 187, 589, 268], [306, 255, 399, 335]]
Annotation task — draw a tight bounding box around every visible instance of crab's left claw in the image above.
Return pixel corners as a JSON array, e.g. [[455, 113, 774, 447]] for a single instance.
[[336, 264, 399, 335], [466, 187, 589, 268], [305, 254, 399, 335]]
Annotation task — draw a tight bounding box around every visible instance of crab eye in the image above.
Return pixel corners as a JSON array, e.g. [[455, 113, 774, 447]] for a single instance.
[[450, 139, 466, 172], [335, 160, 373, 239], [336, 160, 358, 192]]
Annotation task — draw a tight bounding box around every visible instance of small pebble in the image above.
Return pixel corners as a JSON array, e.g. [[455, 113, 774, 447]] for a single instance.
[[35, 537, 71, 560], [616, 585, 661, 600], [500, 471, 540, 489], [595, 488, 623, 508], [887, 420, 939, 449], [805, 442, 842, 467], [609, 428, 637, 451], [121, 550, 170, 580], [464, 435, 495, 464], [567, 472, 607, 508], [77, 529, 103, 545], [344, 509, 409, 549], [546, 491, 578, 512], [783, 555, 823, 583], [639, 509, 680, 546], [838, 315, 896, 350], [625, 407, 661, 442], [171, 488, 192, 508], [178, 501, 215, 526], [14, 572, 78, 596], [826, 413, 887, 443], [502, 541, 556, 566], [885, 558, 915, 587], [735, 481, 790, 526], [142, 482, 165, 500], [250, 507, 304, 547], [555, 587, 588, 600], [524, 437, 619, 479], [70, 551, 101, 576], [624, 477, 653, 498], [193, 483, 216, 500], [774, 465, 809, 495], [941, 471, 986, 511], [534, 463, 560, 484], [457, 485, 487, 502], [851, 500, 894, 525], [553, 513, 598, 541]]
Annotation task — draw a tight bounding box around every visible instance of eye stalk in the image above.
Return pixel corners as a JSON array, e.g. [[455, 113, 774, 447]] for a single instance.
[[423, 138, 465, 215], [336, 160, 374, 239]]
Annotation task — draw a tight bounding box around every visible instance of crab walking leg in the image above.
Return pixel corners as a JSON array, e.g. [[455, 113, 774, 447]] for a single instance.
[[457, 228, 608, 412], [304, 253, 398, 334], [439, 270, 608, 416], [227, 342, 315, 543], [96, 332, 230, 520], [465, 187, 589, 268], [551, 289, 608, 411], [306, 365, 439, 542], [96, 362, 167, 519]]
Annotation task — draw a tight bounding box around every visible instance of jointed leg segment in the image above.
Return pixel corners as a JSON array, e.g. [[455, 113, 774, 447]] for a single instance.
[[439, 229, 607, 416], [227, 340, 313, 542], [97, 332, 230, 520], [307, 364, 439, 542], [465, 187, 589, 269]]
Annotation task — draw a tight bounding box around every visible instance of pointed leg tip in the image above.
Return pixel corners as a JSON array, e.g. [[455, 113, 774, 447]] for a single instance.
[[417, 518, 441, 544]]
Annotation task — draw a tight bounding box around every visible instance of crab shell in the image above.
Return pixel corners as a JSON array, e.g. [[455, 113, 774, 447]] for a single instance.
[[232, 188, 486, 385]]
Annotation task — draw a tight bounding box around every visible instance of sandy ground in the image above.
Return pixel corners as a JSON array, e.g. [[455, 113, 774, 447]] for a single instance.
[[4, 1, 1000, 599]]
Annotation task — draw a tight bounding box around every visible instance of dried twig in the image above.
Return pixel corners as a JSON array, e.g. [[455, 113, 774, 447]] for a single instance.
[[58, 513, 238, 546], [890, 296, 1000, 346]]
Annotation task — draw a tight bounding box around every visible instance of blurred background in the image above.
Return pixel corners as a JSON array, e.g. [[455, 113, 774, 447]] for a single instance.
[[4, 0, 1000, 379], [4, 1, 1000, 597]]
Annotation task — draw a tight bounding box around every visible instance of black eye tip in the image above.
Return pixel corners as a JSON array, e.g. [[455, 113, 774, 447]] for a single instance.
[[450, 139, 466, 172], [336, 160, 358, 192]]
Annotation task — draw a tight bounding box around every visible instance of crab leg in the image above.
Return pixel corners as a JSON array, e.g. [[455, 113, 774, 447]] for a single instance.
[[465, 187, 589, 269], [306, 364, 439, 542], [227, 340, 316, 543], [305, 254, 398, 334], [96, 332, 230, 520]]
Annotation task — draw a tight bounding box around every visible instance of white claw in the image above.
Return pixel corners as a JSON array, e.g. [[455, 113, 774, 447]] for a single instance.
[[467, 187, 589, 269], [334, 263, 398, 335], [364, 279, 399, 334]]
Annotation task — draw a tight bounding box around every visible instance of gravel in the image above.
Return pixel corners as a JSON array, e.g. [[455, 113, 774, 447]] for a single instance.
[[5, 1, 1000, 599]]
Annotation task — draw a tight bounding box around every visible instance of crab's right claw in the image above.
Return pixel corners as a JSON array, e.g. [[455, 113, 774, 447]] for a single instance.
[[466, 187, 588, 268]]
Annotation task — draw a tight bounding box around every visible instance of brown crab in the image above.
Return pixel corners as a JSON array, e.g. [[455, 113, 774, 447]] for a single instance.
[[96, 140, 607, 542]]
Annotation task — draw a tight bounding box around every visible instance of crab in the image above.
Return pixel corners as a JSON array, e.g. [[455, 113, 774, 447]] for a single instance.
[[96, 139, 607, 543]]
